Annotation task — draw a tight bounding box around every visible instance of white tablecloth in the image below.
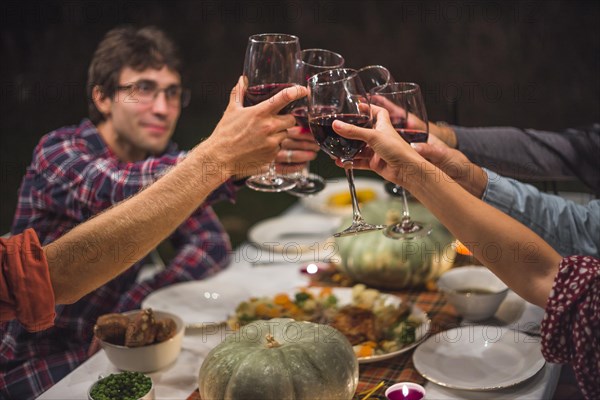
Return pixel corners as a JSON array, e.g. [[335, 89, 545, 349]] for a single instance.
[[37, 206, 561, 400]]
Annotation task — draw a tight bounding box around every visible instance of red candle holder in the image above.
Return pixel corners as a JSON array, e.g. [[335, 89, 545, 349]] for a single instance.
[[385, 382, 426, 400]]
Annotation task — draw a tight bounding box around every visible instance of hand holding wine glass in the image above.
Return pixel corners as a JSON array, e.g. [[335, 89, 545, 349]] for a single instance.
[[307, 68, 385, 237], [287, 48, 345, 197], [242, 33, 302, 192], [370, 83, 431, 239], [331, 105, 423, 186], [357, 65, 403, 197], [208, 76, 306, 178]]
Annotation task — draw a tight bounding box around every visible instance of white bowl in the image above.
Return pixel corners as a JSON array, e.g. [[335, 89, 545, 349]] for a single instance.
[[98, 310, 184, 372], [88, 373, 155, 400], [437, 266, 509, 321]]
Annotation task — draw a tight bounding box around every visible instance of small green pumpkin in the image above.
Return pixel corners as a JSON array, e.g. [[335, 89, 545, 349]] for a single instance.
[[198, 318, 358, 400], [334, 199, 456, 289]]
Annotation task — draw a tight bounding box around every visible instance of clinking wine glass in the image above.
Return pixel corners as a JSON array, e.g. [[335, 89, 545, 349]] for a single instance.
[[357, 66, 407, 197], [357, 65, 395, 94], [288, 48, 345, 197], [307, 68, 385, 237], [371, 82, 431, 240], [243, 33, 300, 192]]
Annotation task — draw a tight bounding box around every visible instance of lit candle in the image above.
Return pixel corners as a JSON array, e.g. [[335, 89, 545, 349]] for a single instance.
[[385, 382, 425, 400]]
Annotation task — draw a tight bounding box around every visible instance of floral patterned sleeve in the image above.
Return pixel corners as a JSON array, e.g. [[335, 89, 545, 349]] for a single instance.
[[541, 255, 600, 400]]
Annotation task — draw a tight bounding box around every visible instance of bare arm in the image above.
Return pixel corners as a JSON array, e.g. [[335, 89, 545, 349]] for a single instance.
[[45, 78, 306, 304], [332, 106, 562, 308]]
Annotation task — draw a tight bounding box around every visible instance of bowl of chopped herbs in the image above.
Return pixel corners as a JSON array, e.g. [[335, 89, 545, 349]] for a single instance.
[[88, 371, 154, 400]]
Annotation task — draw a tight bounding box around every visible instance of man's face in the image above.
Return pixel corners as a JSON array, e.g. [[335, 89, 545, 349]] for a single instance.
[[105, 66, 182, 159]]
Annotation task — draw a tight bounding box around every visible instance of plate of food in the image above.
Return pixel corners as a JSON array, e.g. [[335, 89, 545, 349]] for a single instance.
[[227, 284, 431, 363], [300, 177, 388, 216]]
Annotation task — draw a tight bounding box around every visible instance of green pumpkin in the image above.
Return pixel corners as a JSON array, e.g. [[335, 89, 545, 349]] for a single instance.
[[334, 199, 456, 289], [198, 318, 358, 400]]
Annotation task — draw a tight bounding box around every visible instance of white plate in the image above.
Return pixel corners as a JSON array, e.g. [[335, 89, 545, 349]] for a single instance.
[[248, 214, 342, 253], [248, 287, 430, 364], [413, 325, 545, 390], [142, 281, 251, 329], [300, 177, 387, 216]]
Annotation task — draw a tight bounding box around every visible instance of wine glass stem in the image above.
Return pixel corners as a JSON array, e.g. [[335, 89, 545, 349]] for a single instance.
[[298, 161, 310, 182], [267, 162, 277, 180], [400, 187, 414, 230], [343, 160, 365, 225]]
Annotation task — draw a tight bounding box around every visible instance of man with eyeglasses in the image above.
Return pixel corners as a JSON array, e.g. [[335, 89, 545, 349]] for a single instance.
[[3, 26, 314, 399]]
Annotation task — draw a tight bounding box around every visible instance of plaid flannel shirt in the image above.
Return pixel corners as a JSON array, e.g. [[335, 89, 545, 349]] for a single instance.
[[1, 119, 235, 399]]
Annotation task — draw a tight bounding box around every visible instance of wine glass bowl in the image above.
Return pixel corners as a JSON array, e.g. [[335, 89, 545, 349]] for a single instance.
[[307, 68, 385, 237], [287, 48, 345, 197], [301, 48, 345, 83], [373, 82, 431, 240], [243, 33, 300, 192], [357, 65, 394, 94]]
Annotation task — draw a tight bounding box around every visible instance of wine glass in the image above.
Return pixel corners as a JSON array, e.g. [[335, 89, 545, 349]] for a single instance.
[[288, 48, 345, 197], [307, 68, 385, 237], [243, 33, 300, 192], [371, 82, 431, 240], [357, 65, 394, 94], [357, 65, 402, 196]]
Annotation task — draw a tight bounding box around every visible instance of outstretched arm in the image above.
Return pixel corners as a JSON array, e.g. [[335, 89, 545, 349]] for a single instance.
[[411, 138, 600, 258], [428, 123, 600, 194], [332, 106, 562, 308], [45, 78, 307, 304]]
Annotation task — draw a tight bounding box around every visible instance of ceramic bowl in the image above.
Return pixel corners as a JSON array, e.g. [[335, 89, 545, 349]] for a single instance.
[[437, 266, 509, 321], [88, 373, 154, 400], [98, 310, 184, 372]]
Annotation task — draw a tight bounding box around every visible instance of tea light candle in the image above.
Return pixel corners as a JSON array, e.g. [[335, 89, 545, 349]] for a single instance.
[[385, 382, 426, 400]]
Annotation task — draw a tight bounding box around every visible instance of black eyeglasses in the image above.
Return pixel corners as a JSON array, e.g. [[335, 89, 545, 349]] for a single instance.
[[116, 79, 191, 108]]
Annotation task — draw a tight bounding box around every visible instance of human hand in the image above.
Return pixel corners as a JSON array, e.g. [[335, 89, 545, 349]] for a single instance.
[[370, 94, 428, 132], [332, 105, 426, 189], [273, 126, 320, 174], [427, 121, 458, 148], [201, 76, 307, 179], [411, 137, 488, 198]]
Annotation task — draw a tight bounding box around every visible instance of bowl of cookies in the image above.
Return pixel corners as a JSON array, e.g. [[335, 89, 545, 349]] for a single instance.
[[93, 309, 184, 372]]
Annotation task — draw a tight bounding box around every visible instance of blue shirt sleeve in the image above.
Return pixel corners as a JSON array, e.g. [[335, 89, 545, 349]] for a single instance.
[[481, 168, 600, 257]]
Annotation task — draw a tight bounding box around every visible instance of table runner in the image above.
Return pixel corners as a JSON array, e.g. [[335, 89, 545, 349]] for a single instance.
[[186, 286, 459, 400]]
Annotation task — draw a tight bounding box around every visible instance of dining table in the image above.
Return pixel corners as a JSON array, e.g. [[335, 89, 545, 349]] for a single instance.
[[37, 196, 564, 400]]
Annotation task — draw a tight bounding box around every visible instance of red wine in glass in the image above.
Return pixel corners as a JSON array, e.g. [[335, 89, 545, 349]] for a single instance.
[[293, 106, 340, 132], [288, 49, 345, 198], [309, 114, 371, 160], [244, 83, 295, 113], [391, 114, 428, 143], [397, 129, 428, 143], [375, 82, 431, 239], [242, 33, 299, 193], [291, 107, 309, 131], [308, 68, 384, 236]]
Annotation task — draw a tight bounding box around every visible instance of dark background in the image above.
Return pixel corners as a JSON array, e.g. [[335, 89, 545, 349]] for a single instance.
[[1, 0, 599, 245]]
